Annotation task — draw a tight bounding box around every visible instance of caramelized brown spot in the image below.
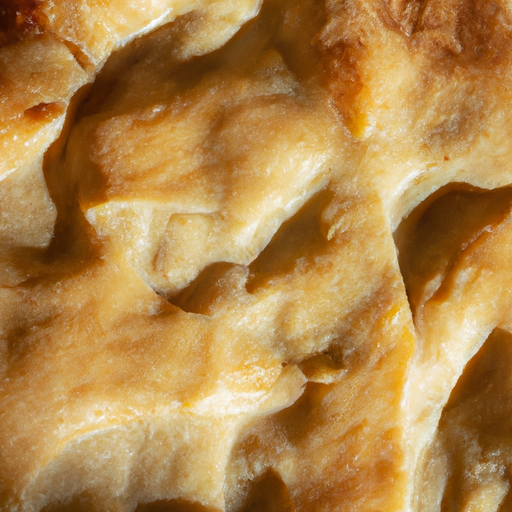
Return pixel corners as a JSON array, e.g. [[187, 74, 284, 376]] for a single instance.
[[0, 0, 47, 47], [318, 41, 364, 136], [398, 0, 512, 71], [317, 0, 512, 134], [379, 0, 427, 35], [377, 0, 512, 66], [24, 101, 64, 121]]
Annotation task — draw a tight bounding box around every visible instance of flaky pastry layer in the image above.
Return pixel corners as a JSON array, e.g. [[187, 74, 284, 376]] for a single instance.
[[2, 0, 512, 510]]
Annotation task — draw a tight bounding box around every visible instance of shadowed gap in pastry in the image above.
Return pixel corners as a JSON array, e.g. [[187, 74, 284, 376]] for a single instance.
[[394, 183, 512, 315], [41, 493, 95, 512], [170, 189, 332, 315], [43, 497, 217, 512], [246, 188, 332, 294], [135, 499, 219, 512], [238, 468, 295, 512], [415, 328, 512, 511]]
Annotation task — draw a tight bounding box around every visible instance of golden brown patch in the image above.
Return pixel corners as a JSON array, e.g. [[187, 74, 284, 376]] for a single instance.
[[0, 0, 47, 47], [24, 101, 64, 121]]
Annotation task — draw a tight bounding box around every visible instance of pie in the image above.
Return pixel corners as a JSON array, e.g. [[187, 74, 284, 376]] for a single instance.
[[2, 0, 512, 510]]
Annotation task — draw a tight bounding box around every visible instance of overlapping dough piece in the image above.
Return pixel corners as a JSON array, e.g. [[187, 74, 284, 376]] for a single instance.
[[0, 35, 87, 285], [0, 0, 260, 285]]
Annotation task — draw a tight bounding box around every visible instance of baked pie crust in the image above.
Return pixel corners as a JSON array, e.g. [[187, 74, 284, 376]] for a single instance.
[[2, 0, 512, 510]]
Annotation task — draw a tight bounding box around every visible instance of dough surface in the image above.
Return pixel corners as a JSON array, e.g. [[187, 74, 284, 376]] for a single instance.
[[1, 0, 512, 510]]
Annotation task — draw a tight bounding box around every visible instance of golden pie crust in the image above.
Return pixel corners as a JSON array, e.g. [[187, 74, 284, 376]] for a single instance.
[[2, 0, 512, 510]]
